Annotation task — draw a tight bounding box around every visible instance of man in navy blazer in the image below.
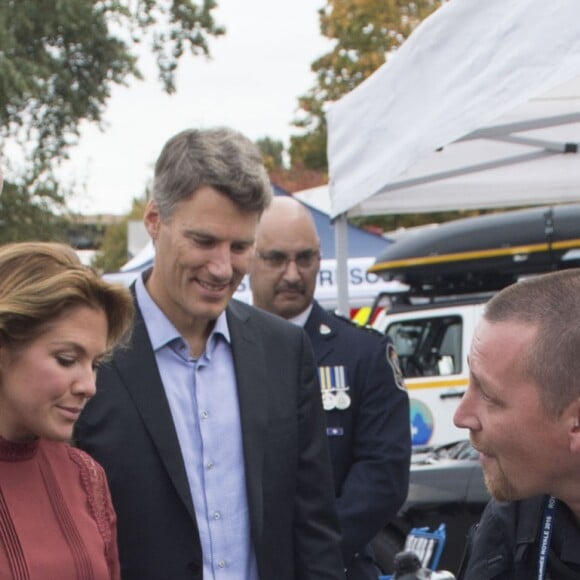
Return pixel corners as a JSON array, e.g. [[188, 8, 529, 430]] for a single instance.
[[249, 196, 411, 580], [76, 128, 345, 580]]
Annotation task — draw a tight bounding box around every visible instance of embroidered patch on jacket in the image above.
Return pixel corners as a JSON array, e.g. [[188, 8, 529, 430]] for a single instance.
[[387, 343, 406, 391]]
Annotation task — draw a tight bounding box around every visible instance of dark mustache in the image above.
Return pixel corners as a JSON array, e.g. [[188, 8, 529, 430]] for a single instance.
[[276, 282, 305, 293]]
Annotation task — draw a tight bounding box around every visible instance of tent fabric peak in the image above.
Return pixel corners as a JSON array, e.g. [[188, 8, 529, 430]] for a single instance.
[[326, 0, 580, 219]]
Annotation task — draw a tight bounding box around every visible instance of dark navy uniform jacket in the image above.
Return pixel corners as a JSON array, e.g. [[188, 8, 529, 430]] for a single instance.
[[458, 496, 580, 579], [304, 301, 411, 579]]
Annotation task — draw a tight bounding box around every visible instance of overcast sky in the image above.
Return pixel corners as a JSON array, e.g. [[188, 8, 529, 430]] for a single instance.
[[57, 0, 330, 215]]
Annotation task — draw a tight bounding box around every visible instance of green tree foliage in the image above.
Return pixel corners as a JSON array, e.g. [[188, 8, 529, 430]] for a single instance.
[[255, 136, 328, 193], [290, 0, 442, 171], [92, 196, 148, 273], [0, 178, 69, 243], [0, 0, 223, 240], [91, 220, 128, 274], [256, 137, 285, 172]]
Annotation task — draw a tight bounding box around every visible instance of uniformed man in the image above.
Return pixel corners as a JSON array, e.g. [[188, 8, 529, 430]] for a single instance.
[[248, 196, 411, 580]]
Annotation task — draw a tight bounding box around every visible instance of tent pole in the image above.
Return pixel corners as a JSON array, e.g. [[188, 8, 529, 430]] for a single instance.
[[333, 213, 350, 315]]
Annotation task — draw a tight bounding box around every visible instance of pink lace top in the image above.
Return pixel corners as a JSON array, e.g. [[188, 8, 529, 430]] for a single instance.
[[0, 437, 120, 580]]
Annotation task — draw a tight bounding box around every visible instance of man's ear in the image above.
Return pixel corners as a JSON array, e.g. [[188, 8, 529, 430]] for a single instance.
[[567, 397, 580, 454], [144, 199, 162, 241]]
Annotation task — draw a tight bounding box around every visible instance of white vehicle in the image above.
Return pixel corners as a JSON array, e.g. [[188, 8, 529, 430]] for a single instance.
[[371, 293, 490, 448], [367, 204, 580, 447]]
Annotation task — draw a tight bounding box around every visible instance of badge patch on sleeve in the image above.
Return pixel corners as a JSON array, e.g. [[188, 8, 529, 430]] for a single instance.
[[387, 343, 406, 391]]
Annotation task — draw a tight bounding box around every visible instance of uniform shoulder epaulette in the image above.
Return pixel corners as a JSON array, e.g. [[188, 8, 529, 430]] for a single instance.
[[331, 310, 384, 336], [330, 310, 352, 324]]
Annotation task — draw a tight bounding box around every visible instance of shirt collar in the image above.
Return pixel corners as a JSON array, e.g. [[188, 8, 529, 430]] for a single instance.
[[289, 303, 314, 328]]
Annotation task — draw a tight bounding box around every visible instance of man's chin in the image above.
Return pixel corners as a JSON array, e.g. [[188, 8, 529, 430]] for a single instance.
[[190, 294, 231, 321], [487, 487, 520, 502], [275, 300, 307, 320], [484, 470, 520, 502]]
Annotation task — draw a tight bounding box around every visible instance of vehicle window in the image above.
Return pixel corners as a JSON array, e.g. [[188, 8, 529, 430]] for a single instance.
[[387, 316, 462, 378]]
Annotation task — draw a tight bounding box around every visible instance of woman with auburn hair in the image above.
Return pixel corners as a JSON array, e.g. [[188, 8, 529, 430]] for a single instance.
[[0, 241, 133, 579]]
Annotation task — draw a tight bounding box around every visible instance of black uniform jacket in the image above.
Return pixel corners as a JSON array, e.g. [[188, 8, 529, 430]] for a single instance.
[[304, 301, 411, 568], [75, 296, 345, 580], [458, 495, 580, 579]]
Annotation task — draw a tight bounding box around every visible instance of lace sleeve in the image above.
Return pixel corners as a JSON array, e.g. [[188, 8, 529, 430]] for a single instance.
[[68, 447, 121, 580]]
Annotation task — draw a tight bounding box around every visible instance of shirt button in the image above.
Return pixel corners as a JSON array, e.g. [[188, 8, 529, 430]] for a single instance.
[[213, 511, 221, 520], [200, 410, 209, 420], [206, 461, 214, 470], [218, 560, 226, 568]]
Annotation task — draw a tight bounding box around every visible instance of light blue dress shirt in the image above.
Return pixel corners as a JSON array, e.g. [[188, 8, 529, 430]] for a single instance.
[[136, 276, 259, 580]]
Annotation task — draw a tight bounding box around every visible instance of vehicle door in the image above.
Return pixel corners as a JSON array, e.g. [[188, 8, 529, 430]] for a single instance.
[[386, 311, 470, 446]]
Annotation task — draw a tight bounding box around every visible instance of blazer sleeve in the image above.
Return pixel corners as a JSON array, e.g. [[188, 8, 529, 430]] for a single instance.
[[293, 330, 346, 579]]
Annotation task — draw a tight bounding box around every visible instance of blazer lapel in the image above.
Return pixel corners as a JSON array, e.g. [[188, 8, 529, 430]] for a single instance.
[[115, 304, 196, 521], [226, 301, 268, 541]]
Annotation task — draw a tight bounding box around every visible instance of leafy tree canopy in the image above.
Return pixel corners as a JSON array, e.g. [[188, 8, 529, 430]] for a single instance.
[[256, 136, 285, 172], [0, 0, 223, 240], [92, 195, 148, 273], [255, 136, 327, 193], [290, 0, 443, 172], [0, 177, 69, 243]]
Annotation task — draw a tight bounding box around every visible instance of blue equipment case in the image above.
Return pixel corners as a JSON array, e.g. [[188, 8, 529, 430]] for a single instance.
[[378, 523, 446, 579]]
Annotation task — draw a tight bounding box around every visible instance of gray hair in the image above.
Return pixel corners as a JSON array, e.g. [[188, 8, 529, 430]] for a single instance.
[[484, 268, 580, 417], [153, 127, 272, 219]]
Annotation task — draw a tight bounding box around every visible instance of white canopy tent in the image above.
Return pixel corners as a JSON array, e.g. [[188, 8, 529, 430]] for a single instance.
[[326, 0, 580, 313]]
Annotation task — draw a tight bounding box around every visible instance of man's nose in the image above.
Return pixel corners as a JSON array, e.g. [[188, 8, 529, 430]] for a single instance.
[[453, 387, 481, 431], [208, 246, 234, 278], [282, 259, 301, 281]]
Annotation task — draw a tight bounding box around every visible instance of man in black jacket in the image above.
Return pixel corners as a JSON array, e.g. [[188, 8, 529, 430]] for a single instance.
[[454, 269, 580, 579], [76, 129, 345, 580], [248, 196, 411, 580]]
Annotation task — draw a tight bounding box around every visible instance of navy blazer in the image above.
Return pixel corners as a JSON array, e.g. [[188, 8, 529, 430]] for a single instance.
[[75, 297, 345, 580], [304, 301, 411, 569]]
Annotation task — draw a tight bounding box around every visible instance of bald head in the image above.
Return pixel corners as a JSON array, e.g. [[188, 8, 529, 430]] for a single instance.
[[257, 196, 318, 245], [249, 196, 321, 319]]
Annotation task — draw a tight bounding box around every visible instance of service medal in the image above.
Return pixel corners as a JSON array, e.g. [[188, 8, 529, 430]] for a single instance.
[[335, 391, 351, 410], [322, 392, 337, 411]]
